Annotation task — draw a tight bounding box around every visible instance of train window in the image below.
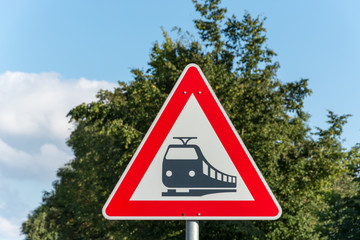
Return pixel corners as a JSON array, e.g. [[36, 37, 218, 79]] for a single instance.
[[229, 177, 232, 183], [224, 175, 227, 182], [165, 147, 198, 160], [210, 168, 215, 178], [217, 172, 222, 180], [202, 162, 208, 175]]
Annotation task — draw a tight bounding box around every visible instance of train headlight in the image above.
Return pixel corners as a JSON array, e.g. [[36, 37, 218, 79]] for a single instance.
[[189, 170, 195, 177], [166, 170, 172, 177]]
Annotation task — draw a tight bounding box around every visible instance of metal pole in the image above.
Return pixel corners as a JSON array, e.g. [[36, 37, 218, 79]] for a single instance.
[[186, 220, 199, 240]]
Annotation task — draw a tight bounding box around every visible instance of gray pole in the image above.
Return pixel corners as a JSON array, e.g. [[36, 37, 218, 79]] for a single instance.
[[186, 220, 199, 240]]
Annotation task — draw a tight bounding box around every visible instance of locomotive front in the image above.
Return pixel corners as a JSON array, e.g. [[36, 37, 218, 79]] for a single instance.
[[162, 137, 237, 196]]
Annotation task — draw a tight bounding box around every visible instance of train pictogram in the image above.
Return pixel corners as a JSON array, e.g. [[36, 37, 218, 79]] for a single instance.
[[162, 137, 237, 196]]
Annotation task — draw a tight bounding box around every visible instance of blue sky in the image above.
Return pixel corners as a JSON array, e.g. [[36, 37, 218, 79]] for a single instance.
[[0, 0, 359, 239]]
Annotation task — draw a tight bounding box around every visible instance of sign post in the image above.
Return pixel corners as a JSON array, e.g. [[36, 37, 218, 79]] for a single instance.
[[186, 220, 199, 240], [103, 64, 281, 236]]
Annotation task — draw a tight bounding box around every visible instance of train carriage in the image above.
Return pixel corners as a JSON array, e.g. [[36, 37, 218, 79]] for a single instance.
[[162, 137, 237, 196]]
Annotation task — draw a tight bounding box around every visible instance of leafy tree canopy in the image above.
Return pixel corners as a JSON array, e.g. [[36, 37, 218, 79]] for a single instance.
[[22, 0, 359, 239]]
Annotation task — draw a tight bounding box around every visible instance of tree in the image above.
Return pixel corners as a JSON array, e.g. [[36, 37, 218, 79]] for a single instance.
[[317, 142, 360, 239], [22, 0, 359, 239]]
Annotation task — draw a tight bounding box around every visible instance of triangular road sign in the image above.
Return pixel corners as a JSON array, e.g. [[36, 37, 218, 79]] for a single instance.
[[103, 64, 282, 220]]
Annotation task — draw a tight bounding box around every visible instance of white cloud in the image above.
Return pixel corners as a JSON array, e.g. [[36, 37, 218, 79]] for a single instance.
[[0, 139, 72, 180], [0, 71, 118, 182], [0, 71, 117, 180], [0, 139, 31, 169], [0, 71, 117, 140], [0, 71, 117, 239], [0, 217, 19, 239]]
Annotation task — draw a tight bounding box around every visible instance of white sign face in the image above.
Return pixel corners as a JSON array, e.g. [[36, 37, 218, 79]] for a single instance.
[[131, 94, 254, 201]]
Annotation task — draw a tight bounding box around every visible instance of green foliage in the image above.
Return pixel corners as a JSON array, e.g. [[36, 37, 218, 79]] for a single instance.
[[22, 0, 359, 239], [21, 204, 58, 240], [317, 144, 360, 239]]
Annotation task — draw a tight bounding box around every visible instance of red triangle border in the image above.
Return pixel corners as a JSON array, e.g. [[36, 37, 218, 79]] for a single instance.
[[103, 64, 282, 220]]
